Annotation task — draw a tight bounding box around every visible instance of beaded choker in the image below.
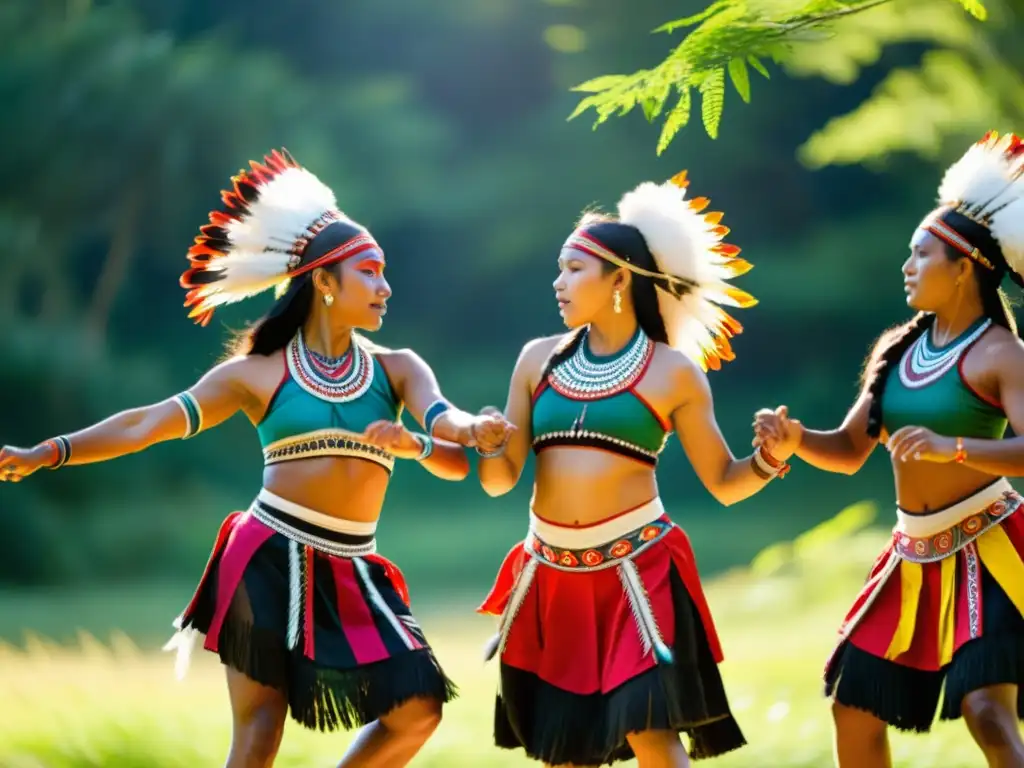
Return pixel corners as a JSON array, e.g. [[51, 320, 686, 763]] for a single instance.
[[286, 332, 374, 403], [548, 327, 655, 400], [898, 318, 992, 390]]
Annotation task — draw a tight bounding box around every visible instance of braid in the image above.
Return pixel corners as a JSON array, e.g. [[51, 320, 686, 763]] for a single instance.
[[539, 328, 587, 383], [863, 313, 934, 438]]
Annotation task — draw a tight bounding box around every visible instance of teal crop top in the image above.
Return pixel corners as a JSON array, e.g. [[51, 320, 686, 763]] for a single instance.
[[882, 317, 1007, 440], [531, 328, 671, 466], [256, 334, 401, 472]]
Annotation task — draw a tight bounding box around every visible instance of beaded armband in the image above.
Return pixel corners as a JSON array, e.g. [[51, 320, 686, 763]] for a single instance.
[[414, 433, 434, 461], [173, 392, 203, 440], [751, 445, 790, 480], [424, 399, 451, 437], [45, 436, 72, 469]]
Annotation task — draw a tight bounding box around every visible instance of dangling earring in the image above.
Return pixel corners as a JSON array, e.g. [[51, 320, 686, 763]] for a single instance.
[[323, 293, 334, 307], [613, 289, 622, 314]]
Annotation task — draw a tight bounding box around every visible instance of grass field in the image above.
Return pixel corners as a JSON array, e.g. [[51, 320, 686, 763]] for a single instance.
[[0, 508, 996, 767]]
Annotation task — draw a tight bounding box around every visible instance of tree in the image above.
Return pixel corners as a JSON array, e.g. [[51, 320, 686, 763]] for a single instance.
[[567, 0, 1021, 165]]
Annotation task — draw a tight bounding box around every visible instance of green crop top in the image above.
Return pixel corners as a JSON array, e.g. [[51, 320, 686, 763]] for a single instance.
[[256, 334, 401, 472], [882, 317, 1007, 440], [531, 328, 671, 466]]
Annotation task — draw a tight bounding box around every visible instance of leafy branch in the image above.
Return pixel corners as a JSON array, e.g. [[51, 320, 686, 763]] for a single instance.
[[568, 0, 989, 154]]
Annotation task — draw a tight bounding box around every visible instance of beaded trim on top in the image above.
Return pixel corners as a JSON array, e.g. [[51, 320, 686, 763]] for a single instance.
[[286, 332, 374, 403], [898, 318, 992, 389], [547, 328, 655, 401], [262, 428, 395, 472]]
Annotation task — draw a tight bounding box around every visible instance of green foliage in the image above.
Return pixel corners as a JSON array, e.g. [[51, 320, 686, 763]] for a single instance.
[[567, 0, 1013, 160]]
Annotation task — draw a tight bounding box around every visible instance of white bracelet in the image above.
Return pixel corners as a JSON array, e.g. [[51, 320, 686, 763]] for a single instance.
[[752, 449, 780, 477], [476, 444, 506, 459]]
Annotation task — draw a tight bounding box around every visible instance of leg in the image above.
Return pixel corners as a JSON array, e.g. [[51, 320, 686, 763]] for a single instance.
[[962, 684, 1024, 767], [832, 701, 891, 768], [626, 729, 690, 768], [336, 695, 442, 768], [224, 667, 289, 768]]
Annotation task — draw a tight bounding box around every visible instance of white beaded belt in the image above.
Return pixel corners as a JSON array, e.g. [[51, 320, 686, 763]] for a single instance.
[[250, 501, 377, 558]]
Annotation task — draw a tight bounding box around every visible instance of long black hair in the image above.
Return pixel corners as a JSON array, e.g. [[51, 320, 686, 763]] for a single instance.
[[863, 209, 1020, 437], [540, 213, 672, 379], [224, 219, 365, 358]]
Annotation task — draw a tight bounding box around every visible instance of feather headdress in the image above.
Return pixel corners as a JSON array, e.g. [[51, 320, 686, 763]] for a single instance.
[[921, 130, 1024, 283], [565, 171, 756, 371], [180, 149, 379, 326]]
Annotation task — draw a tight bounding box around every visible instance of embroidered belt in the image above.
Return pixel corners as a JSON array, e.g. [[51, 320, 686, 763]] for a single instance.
[[894, 486, 1022, 564], [488, 504, 676, 665], [526, 517, 673, 571], [262, 428, 395, 472]]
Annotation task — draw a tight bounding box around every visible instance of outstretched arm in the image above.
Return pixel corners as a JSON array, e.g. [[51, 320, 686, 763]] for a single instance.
[[755, 392, 879, 476], [0, 357, 251, 482], [478, 338, 552, 498], [673, 359, 792, 507]]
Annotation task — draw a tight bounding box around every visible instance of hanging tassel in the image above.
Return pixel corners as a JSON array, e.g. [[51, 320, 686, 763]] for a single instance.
[[618, 560, 674, 664], [287, 539, 302, 651]]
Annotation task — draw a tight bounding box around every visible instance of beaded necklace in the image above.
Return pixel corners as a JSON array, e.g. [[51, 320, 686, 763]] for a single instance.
[[286, 331, 374, 402], [548, 326, 654, 400], [898, 317, 991, 389]]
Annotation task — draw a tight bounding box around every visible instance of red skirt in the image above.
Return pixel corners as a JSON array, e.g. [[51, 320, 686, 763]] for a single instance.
[[826, 479, 1024, 730], [164, 490, 456, 732], [478, 498, 745, 764]]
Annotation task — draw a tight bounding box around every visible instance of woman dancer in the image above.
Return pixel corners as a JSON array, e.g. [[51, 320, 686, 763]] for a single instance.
[[475, 171, 800, 767], [0, 149, 511, 767], [755, 131, 1024, 767]]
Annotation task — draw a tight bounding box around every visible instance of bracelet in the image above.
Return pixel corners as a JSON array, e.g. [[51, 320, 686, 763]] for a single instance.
[[46, 436, 72, 469], [954, 436, 967, 464], [752, 445, 790, 479], [476, 444, 507, 459], [414, 433, 434, 461]]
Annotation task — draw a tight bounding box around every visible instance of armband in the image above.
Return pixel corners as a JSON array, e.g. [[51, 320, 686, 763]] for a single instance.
[[173, 392, 203, 440], [424, 399, 451, 437], [413, 433, 434, 461], [46, 436, 72, 469]]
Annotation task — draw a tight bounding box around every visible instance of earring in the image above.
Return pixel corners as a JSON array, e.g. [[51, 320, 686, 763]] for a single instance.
[[323, 293, 334, 307], [613, 289, 622, 314]]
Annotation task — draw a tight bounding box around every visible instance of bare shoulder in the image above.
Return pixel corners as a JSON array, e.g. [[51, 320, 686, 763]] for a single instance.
[[982, 324, 1024, 375], [375, 346, 430, 377], [520, 334, 565, 365], [652, 342, 707, 391]]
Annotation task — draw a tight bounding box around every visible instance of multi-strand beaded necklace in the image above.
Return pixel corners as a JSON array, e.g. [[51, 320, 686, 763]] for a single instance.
[[548, 327, 655, 400], [285, 331, 374, 402], [898, 318, 991, 389]]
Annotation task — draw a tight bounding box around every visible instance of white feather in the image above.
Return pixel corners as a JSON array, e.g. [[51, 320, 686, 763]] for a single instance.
[[936, 132, 1024, 277], [187, 163, 354, 318], [617, 180, 752, 362]]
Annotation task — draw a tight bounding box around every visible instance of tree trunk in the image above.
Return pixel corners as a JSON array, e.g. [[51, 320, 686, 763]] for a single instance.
[[86, 193, 139, 341]]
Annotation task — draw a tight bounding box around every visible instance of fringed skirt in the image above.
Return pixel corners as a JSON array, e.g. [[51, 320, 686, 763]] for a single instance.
[[164, 489, 457, 731], [826, 478, 1024, 731], [478, 498, 746, 765]]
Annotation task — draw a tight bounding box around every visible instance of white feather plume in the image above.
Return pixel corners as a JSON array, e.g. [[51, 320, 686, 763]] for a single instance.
[[617, 176, 755, 370], [936, 131, 1024, 277], [182, 151, 354, 325]]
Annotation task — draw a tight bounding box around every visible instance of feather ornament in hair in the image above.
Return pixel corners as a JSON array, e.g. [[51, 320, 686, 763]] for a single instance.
[[617, 171, 756, 371]]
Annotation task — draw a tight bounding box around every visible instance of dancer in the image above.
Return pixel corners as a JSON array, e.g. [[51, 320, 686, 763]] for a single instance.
[[755, 131, 1024, 767], [476, 171, 800, 766], [0, 149, 511, 768]]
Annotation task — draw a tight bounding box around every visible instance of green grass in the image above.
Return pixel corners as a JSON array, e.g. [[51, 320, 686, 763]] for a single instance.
[[0, 510, 997, 767]]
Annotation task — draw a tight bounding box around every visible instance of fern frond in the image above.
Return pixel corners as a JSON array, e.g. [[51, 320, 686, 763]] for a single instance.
[[728, 56, 752, 101], [700, 68, 726, 138], [566, 0, 991, 152], [657, 87, 693, 155]]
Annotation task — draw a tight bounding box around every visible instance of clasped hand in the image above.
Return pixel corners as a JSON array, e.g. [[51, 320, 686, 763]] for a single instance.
[[750, 405, 803, 461]]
